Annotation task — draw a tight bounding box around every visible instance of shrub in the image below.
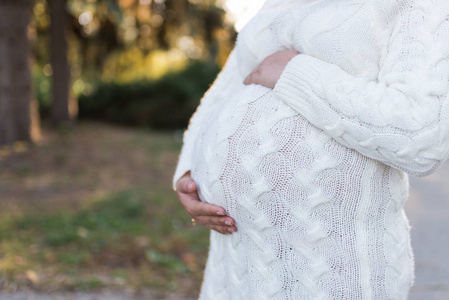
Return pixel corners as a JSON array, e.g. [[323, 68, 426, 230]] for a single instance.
[[77, 60, 220, 129]]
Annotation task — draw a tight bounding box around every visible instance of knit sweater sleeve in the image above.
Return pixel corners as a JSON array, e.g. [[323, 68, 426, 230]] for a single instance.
[[273, 1, 449, 177], [172, 48, 240, 189]]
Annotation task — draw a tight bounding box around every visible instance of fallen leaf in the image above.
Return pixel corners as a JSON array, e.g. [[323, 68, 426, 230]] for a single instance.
[[25, 270, 39, 284]]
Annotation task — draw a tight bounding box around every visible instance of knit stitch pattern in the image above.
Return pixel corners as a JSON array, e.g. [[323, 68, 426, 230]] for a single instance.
[[173, 0, 449, 299]]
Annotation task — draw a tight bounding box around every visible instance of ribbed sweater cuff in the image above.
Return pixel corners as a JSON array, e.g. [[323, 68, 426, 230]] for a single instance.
[[273, 54, 325, 103]]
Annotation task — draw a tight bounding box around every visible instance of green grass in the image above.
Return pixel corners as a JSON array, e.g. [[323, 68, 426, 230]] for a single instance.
[[0, 187, 209, 294], [0, 123, 211, 296]]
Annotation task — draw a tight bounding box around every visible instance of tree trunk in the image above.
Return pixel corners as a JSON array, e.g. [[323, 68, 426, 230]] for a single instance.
[[0, 0, 39, 146], [49, 0, 76, 125]]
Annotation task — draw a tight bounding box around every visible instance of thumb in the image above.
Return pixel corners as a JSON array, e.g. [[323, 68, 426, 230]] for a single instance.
[[179, 178, 196, 193], [185, 180, 197, 193]]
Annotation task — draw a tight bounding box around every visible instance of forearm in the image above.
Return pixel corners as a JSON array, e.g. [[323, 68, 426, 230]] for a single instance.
[[273, 2, 449, 176]]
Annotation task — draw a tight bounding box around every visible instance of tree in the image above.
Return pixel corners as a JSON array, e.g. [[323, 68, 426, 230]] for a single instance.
[[48, 0, 76, 125], [66, 0, 235, 80], [0, 0, 40, 146]]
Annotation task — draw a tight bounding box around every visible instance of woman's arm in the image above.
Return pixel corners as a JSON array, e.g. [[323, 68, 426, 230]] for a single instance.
[[270, 1, 449, 176]]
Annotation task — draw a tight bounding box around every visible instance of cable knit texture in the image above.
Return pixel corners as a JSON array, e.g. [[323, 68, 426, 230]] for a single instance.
[[173, 0, 449, 299]]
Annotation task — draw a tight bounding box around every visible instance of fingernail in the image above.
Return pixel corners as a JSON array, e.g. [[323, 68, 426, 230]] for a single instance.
[[216, 211, 225, 216], [227, 227, 234, 233], [187, 183, 194, 191], [225, 221, 232, 226]]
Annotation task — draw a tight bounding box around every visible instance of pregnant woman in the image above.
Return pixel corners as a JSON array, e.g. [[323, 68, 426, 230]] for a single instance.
[[174, 0, 449, 299]]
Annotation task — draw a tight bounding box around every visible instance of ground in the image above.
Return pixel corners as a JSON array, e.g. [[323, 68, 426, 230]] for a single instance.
[[0, 122, 208, 299]]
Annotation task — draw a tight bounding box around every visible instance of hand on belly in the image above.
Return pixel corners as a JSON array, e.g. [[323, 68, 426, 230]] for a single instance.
[[243, 50, 299, 88]]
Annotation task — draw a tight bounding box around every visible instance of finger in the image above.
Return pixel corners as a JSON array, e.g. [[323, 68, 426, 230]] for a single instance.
[[244, 73, 255, 85], [192, 200, 228, 217], [207, 225, 238, 235], [195, 215, 235, 227], [244, 73, 252, 85], [244, 68, 261, 85], [189, 200, 226, 217], [177, 177, 197, 194], [177, 188, 228, 217]]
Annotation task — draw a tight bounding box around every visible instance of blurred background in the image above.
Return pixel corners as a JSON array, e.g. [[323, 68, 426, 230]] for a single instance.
[[0, 0, 448, 299]]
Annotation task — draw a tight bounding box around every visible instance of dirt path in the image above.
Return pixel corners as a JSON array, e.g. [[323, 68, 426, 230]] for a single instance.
[[406, 162, 449, 299], [0, 122, 178, 213]]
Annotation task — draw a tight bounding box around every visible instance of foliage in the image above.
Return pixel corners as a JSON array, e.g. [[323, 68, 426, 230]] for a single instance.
[[31, 0, 235, 86], [33, 65, 52, 118], [77, 59, 220, 129]]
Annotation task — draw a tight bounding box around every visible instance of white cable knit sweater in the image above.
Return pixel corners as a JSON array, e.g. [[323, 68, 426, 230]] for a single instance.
[[173, 0, 449, 299]]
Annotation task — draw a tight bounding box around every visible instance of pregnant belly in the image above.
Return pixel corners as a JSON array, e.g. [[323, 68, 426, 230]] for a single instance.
[[191, 84, 344, 211], [191, 83, 403, 240], [190, 85, 413, 300]]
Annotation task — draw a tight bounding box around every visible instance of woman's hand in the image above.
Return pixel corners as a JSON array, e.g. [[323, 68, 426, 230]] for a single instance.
[[176, 172, 238, 235], [244, 50, 299, 88]]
